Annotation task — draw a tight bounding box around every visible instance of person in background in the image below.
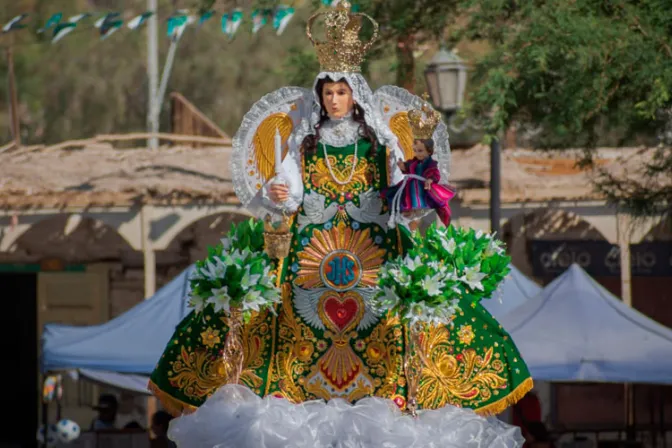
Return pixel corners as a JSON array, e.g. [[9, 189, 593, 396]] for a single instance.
[[90, 394, 118, 431], [150, 410, 177, 448], [512, 390, 553, 447]]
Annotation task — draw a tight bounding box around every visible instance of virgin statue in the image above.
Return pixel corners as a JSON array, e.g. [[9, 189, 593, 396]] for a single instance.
[[148, 2, 532, 446]]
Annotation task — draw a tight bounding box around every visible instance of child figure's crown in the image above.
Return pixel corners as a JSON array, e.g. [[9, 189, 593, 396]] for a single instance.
[[408, 93, 441, 140]]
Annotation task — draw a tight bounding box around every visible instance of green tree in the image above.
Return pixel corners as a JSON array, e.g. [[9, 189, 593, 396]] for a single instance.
[[459, 0, 672, 217]]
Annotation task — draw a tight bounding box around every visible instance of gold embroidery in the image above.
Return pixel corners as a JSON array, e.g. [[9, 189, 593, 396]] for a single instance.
[[275, 285, 312, 403], [457, 325, 475, 345], [416, 326, 508, 409], [366, 315, 403, 400], [238, 312, 271, 393], [296, 221, 385, 289], [310, 155, 370, 196], [200, 327, 221, 348], [169, 347, 227, 400]]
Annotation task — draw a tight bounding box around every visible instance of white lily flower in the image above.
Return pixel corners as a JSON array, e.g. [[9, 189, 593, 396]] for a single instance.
[[460, 265, 487, 291], [207, 286, 232, 314], [484, 238, 505, 257], [240, 267, 261, 291], [390, 267, 412, 286], [188, 293, 206, 313], [262, 287, 282, 303], [241, 289, 266, 312], [220, 237, 233, 251], [404, 255, 423, 272], [260, 272, 276, 288], [421, 274, 445, 297], [201, 258, 227, 281], [377, 286, 400, 310], [441, 238, 457, 255]]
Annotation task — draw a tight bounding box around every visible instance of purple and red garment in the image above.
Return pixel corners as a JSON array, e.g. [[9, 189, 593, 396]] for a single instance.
[[383, 156, 456, 225]]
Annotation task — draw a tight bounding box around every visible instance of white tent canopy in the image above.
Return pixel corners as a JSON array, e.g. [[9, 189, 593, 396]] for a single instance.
[[500, 263, 672, 384], [483, 264, 542, 319]]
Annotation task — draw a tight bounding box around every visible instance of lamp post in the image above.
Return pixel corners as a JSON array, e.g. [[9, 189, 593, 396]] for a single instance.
[[424, 47, 501, 235], [423, 47, 467, 117]]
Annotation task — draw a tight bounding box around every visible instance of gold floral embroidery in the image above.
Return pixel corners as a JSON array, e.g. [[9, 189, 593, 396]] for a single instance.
[[311, 155, 370, 196], [416, 326, 508, 409], [273, 285, 312, 403], [458, 325, 475, 345], [238, 312, 271, 393], [169, 347, 227, 400], [200, 328, 221, 348], [365, 315, 404, 401]]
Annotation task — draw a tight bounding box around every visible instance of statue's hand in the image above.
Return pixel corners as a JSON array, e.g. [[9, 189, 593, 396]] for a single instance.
[[269, 183, 289, 203]]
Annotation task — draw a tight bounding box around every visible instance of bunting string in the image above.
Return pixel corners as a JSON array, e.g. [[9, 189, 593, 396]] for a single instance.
[[0, 3, 319, 45]]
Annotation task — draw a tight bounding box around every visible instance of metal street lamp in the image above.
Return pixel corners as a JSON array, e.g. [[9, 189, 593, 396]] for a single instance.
[[424, 47, 501, 235], [423, 47, 468, 116]]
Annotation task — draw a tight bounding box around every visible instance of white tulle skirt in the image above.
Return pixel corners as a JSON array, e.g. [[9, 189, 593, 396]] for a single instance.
[[167, 385, 524, 448]]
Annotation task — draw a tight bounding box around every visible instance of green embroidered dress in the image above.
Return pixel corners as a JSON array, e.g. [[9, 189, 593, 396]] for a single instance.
[[148, 139, 532, 416]]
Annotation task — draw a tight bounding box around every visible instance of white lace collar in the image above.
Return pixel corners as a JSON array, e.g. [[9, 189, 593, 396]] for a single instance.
[[319, 114, 361, 147]]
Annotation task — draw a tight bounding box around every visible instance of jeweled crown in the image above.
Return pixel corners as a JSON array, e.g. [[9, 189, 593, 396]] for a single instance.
[[306, 1, 379, 73], [408, 93, 442, 140]]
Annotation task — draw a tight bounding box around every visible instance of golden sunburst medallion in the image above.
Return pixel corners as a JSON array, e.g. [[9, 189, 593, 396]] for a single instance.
[[296, 221, 385, 291]]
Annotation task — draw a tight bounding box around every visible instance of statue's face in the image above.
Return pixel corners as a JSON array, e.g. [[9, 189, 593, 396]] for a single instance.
[[322, 81, 354, 119], [413, 140, 430, 161]]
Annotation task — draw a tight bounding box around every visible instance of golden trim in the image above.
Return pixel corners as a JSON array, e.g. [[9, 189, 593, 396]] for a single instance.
[[147, 379, 198, 417], [473, 377, 534, 417]]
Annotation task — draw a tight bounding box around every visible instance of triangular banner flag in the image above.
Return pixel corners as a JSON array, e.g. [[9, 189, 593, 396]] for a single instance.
[[167, 11, 195, 41], [2, 14, 29, 33], [251, 9, 270, 34], [38, 13, 62, 33], [127, 11, 153, 30], [198, 10, 215, 27], [95, 12, 123, 40], [68, 13, 90, 24], [51, 22, 76, 43], [221, 9, 243, 39], [273, 6, 295, 36]]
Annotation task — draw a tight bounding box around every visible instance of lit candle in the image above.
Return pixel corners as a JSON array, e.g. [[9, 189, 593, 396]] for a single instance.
[[274, 127, 282, 175]]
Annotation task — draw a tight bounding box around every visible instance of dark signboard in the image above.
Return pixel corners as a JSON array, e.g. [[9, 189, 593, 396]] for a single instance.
[[530, 240, 672, 277]]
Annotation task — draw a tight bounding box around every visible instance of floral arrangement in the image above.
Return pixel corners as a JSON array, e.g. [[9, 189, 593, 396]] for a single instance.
[[373, 223, 511, 325], [187, 218, 281, 322]]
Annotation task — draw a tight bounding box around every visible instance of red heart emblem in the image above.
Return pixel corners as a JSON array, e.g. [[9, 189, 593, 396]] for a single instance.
[[324, 296, 359, 332]]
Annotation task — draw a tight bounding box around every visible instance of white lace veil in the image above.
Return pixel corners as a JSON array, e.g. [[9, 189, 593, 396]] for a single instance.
[[287, 71, 404, 162]]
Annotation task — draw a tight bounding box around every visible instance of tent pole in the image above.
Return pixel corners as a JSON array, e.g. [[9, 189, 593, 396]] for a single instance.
[[140, 204, 158, 434]]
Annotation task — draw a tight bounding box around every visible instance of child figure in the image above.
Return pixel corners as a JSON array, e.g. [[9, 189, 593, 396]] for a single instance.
[[385, 95, 456, 229]]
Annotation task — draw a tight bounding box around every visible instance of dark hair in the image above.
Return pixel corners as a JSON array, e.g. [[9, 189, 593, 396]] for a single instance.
[[302, 76, 378, 157], [152, 410, 173, 429], [414, 138, 435, 156]]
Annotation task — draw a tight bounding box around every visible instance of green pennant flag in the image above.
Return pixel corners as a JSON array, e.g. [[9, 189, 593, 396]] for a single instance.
[[273, 6, 295, 36], [221, 8, 243, 38], [128, 11, 153, 30], [2, 14, 29, 33]]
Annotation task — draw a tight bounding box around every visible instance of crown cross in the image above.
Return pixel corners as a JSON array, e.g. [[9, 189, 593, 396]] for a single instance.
[[306, 1, 379, 73]]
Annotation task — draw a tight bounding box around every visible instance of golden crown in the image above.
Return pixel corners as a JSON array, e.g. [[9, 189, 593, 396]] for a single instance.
[[408, 93, 442, 140], [306, 1, 379, 73]]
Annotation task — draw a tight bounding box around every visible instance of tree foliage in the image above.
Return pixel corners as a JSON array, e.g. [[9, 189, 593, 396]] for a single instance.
[[459, 0, 672, 217]]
